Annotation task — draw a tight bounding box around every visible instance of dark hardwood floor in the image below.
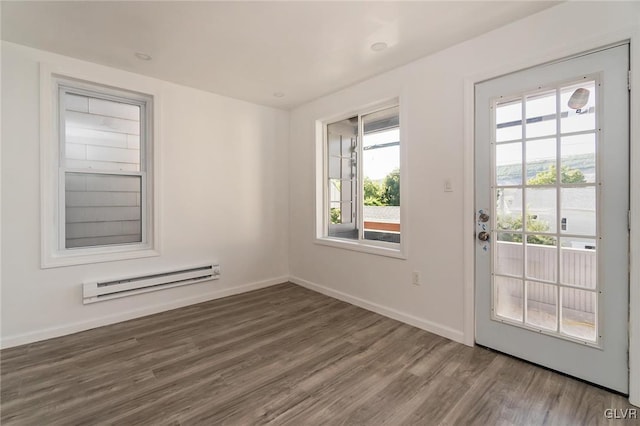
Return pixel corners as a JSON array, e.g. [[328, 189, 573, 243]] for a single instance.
[[1, 283, 635, 425]]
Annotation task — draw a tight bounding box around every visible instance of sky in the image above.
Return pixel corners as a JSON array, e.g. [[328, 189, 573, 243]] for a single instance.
[[363, 128, 399, 180], [495, 81, 596, 167]]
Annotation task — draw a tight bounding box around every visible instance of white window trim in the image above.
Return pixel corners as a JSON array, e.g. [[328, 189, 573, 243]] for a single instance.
[[314, 97, 408, 259], [40, 63, 161, 268]]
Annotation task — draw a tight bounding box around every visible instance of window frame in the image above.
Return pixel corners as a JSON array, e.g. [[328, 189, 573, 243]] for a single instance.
[[41, 64, 160, 268], [315, 99, 407, 259]]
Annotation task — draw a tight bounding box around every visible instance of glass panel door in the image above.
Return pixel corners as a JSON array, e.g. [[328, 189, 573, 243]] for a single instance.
[[493, 78, 599, 344], [475, 44, 629, 393]]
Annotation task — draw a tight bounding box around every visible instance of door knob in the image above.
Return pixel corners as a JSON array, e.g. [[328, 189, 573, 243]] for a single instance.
[[479, 213, 490, 223], [478, 231, 490, 242]]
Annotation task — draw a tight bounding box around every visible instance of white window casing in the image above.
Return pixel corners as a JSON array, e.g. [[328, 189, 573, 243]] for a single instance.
[[315, 98, 407, 259], [40, 63, 161, 268]]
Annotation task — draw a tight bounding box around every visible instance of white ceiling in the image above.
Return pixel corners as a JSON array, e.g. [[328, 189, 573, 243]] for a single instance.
[[1, 1, 559, 109]]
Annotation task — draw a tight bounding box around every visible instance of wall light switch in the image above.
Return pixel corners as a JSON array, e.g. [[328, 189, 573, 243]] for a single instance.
[[444, 179, 453, 192], [412, 271, 421, 286]]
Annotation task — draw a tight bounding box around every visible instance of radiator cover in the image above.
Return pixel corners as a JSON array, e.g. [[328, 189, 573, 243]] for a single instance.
[[83, 263, 220, 304]]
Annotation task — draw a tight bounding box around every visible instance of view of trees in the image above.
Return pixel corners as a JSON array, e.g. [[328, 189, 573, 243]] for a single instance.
[[527, 164, 586, 185], [497, 164, 585, 246], [330, 168, 400, 225], [496, 214, 556, 245], [364, 168, 400, 206], [330, 207, 341, 224], [497, 154, 593, 185]]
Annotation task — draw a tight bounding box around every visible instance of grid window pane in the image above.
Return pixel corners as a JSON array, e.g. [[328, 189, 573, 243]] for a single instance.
[[525, 188, 557, 233], [526, 138, 556, 184], [561, 134, 596, 184], [495, 235, 523, 277], [496, 142, 522, 186], [526, 91, 556, 138], [526, 235, 557, 282], [561, 187, 596, 236], [526, 281, 557, 331], [490, 77, 601, 345], [495, 276, 524, 322], [496, 188, 522, 231], [561, 288, 596, 341], [496, 99, 522, 142], [561, 81, 596, 134], [560, 237, 597, 289]]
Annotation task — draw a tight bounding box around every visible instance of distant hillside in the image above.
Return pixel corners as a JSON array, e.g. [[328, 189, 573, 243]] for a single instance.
[[497, 153, 595, 185]]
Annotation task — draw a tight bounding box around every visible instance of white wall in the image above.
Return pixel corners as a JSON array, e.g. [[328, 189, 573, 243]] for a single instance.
[[288, 1, 640, 345], [2, 1, 639, 403], [1, 42, 290, 347]]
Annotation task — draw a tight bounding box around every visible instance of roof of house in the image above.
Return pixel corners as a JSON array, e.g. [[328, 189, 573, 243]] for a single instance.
[[363, 206, 400, 223]]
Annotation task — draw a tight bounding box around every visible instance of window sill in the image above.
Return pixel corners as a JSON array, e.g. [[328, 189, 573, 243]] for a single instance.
[[42, 247, 160, 269], [314, 237, 406, 259]]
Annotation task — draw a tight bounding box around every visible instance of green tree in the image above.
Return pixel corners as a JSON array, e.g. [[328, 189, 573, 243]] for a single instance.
[[363, 177, 384, 206], [527, 165, 586, 185], [382, 168, 400, 206], [497, 213, 555, 245], [330, 207, 341, 224]]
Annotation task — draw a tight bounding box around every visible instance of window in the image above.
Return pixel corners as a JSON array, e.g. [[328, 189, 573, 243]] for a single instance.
[[319, 103, 403, 256], [42, 74, 156, 267]]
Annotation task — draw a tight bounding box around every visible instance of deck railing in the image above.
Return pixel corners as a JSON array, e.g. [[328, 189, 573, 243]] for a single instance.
[[496, 241, 596, 313]]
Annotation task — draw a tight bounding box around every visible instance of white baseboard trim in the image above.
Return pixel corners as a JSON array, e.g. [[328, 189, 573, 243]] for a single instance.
[[1, 276, 288, 349], [289, 276, 465, 344]]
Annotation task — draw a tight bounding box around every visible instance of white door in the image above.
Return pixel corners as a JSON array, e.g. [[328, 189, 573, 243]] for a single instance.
[[475, 44, 629, 393]]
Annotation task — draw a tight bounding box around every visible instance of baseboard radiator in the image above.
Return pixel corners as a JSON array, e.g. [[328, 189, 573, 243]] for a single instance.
[[83, 263, 221, 304]]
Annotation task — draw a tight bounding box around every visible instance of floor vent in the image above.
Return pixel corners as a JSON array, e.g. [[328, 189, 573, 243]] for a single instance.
[[83, 264, 220, 304]]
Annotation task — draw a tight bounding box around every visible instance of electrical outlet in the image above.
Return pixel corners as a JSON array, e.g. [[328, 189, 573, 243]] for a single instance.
[[412, 271, 420, 286]]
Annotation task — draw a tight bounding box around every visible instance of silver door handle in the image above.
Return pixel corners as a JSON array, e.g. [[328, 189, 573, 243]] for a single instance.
[[478, 231, 490, 242]]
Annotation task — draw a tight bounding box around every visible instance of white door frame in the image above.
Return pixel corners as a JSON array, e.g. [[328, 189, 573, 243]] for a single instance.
[[463, 28, 640, 406]]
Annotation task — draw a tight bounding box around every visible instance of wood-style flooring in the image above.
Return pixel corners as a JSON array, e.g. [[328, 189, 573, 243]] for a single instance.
[[1, 283, 635, 425]]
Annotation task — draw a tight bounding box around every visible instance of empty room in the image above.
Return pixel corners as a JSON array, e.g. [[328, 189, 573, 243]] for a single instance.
[[1, 1, 639, 424]]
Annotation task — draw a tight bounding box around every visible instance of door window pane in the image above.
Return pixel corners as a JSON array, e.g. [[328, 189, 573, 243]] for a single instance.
[[561, 288, 596, 341], [495, 276, 524, 322], [487, 73, 610, 349], [328, 179, 342, 201], [495, 235, 523, 276], [496, 99, 522, 142], [561, 187, 596, 236], [496, 188, 522, 231], [525, 188, 557, 233], [339, 202, 353, 224], [526, 235, 557, 282], [526, 281, 557, 331], [561, 134, 596, 184], [561, 81, 596, 134], [560, 238, 597, 289], [328, 157, 340, 178], [526, 138, 556, 184], [496, 142, 522, 186], [526, 90, 556, 138]]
